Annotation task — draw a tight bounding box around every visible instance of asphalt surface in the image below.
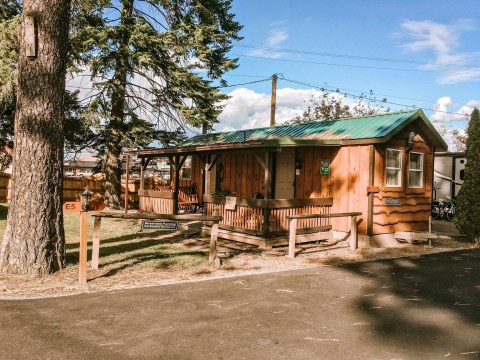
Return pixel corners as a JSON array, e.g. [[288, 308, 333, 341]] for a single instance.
[[1, 248, 479, 360]]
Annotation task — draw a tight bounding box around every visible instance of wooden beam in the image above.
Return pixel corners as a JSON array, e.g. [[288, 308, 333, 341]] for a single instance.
[[351, 216, 358, 250], [207, 154, 219, 171], [92, 212, 222, 222], [253, 152, 266, 170], [263, 152, 273, 237], [288, 218, 297, 258], [173, 156, 180, 213], [367, 145, 375, 236], [176, 156, 187, 171], [202, 194, 333, 209], [78, 211, 88, 284], [139, 157, 150, 191], [124, 155, 130, 214], [209, 208, 220, 262], [91, 217, 101, 269]]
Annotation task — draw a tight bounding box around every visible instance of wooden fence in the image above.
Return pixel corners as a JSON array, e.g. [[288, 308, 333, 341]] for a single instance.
[[0, 173, 10, 202], [0, 173, 142, 208]]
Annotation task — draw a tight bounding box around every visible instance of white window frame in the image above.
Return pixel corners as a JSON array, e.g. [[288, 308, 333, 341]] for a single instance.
[[180, 156, 192, 180], [385, 148, 402, 187], [408, 152, 424, 188]]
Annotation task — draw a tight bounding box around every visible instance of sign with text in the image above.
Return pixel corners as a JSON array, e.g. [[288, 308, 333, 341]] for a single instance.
[[141, 220, 178, 231], [385, 198, 400, 206], [225, 196, 237, 210], [320, 159, 330, 175], [63, 201, 82, 213]]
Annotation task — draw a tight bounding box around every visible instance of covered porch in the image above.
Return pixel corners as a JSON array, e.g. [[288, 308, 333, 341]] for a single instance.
[[125, 143, 338, 247]]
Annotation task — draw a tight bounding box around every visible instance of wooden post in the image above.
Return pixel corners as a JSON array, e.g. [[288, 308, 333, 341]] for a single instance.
[[124, 155, 130, 214], [428, 215, 432, 246], [367, 145, 375, 236], [139, 157, 150, 192], [79, 211, 88, 284], [91, 217, 101, 269], [209, 208, 219, 262], [270, 74, 277, 127], [350, 215, 358, 251], [263, 152, 272, 237], [288, 218, 297, 258], [173, 156, 180, 214]]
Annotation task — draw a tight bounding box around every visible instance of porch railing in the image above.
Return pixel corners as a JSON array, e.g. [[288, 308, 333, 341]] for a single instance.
[[138, 189, 175, 214], [204, 194, 333, 237]]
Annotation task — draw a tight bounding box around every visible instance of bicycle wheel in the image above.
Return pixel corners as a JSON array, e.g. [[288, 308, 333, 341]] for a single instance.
[[446, 206, 455, 221], [431, 205, 441, 220]]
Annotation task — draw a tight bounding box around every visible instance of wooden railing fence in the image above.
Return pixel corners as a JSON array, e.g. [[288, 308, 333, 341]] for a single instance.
[[0, 173, 141, 208]]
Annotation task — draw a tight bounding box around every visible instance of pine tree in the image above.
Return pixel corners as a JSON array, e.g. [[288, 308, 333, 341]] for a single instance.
[[0, 3, 95, 170], [454, 108, 480, 245], [72, 0, 242, 208], [0, 0, 70, 274], [0, 9, 19, 170]]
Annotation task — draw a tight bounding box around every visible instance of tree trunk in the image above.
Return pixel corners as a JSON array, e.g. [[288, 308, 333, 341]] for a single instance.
[[0, 0, 70, 275], [103, 1, 134, 209]]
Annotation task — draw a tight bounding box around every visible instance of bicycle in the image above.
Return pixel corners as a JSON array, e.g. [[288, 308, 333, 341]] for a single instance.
[[431, 197, 455, 222]]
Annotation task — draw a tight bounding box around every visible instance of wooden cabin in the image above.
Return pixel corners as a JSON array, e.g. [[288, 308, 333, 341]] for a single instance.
[[126, 110, 447, 247]]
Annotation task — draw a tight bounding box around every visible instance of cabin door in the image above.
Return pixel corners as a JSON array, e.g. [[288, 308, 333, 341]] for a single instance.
[[275, 149, 295, 199]]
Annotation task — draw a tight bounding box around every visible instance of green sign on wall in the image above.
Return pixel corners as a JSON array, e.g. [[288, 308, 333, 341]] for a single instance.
[[320, 159, 330, 175]]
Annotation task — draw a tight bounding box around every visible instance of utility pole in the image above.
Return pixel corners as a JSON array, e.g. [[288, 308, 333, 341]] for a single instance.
[[270, 74, 277, 127]]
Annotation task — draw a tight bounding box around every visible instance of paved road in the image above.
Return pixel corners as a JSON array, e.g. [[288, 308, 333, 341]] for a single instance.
[[1, 249, 479, 360]]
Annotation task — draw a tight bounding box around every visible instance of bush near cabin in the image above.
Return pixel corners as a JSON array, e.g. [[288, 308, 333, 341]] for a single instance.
[[454, 108, 480, 245]]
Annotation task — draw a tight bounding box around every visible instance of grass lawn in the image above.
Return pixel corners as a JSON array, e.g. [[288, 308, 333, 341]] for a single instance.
[[0, 203, 209, 273]]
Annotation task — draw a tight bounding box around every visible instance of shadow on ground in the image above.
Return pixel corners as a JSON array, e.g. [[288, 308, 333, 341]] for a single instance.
[[336, 248, 480, 346]]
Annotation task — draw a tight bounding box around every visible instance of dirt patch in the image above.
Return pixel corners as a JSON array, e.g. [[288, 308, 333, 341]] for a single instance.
[[0, 220, 476, 300]]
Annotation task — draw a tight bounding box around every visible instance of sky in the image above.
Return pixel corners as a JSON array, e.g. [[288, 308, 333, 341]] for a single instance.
[[214, 0, 480, 144]]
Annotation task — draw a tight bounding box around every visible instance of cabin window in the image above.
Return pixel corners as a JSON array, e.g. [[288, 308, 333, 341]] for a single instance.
[[408, 152, 424, 188], [386, 148, 402, 187], [180, 156, 192, 180]]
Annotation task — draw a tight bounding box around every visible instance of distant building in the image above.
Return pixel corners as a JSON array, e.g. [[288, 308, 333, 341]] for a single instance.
[[64, 156, 100, 176]]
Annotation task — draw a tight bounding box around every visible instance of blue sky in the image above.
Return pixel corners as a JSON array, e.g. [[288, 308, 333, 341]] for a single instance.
[[215, 0, 480, 140]]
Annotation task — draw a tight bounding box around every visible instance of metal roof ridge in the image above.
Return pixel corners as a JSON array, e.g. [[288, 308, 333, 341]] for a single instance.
[[188, 109, 419, 139]]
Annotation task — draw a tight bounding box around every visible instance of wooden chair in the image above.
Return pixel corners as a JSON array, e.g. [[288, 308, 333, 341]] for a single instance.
[[178, 184, 198, 211]]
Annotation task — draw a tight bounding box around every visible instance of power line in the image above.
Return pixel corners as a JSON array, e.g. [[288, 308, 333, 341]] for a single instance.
[[231, 54, 436, 73], [236, 44, 427, 65], [217, 77, 271, 89], [222, 73, 271, 79], [281, 77, 470, 118]]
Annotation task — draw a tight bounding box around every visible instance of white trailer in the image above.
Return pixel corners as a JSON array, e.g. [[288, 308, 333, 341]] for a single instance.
[[434, 152, 466, 200]]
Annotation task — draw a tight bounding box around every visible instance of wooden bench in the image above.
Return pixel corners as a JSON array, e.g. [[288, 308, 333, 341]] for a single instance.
[[287, 212, 362, 258], [394, 231, 437, 246]]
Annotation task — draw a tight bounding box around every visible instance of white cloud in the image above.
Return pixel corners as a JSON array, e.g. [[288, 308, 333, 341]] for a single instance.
[[400, 19, 480, 83], [248, 23, 289, 59], [430, 96, 478, 123], [216, 87, 318, 131], [215, 87, 375, 132], [266, 29, 289, 47]]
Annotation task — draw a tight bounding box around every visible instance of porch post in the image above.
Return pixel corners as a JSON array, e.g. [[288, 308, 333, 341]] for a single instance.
[[263, 151, 273, 237], [173, 155, 179, 214], [367, 145, 375, 236], [124, 155, 130, 214], [139, 157, 150, 191]]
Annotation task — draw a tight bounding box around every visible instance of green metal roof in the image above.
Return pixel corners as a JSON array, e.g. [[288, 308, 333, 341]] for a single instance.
[[181, 110, 447, 149]]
